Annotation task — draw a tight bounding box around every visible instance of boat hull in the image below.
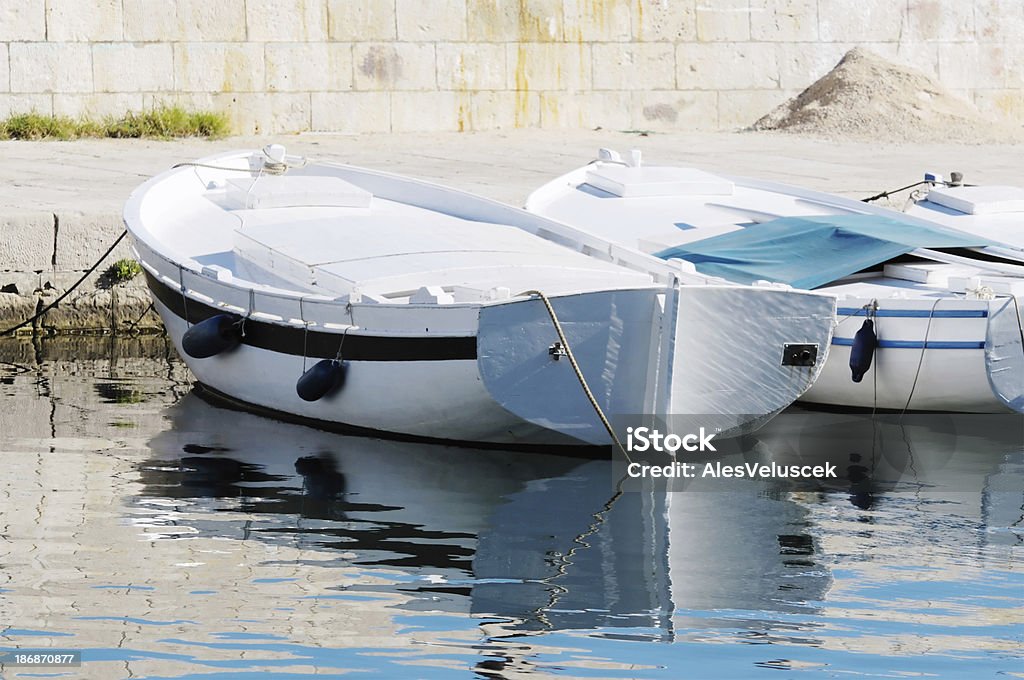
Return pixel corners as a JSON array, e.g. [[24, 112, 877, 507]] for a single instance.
[[144, 267, 836, 447], [141, 256, 674, 449], [150, 292, 603, 449], [126, 149, 842, 447], [801, 297, 1024, 412], [668, 284, 835, 430]]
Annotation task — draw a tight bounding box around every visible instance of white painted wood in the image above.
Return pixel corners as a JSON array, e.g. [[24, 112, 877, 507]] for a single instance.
[[926, 185, 1024, 216], [907, 186, 1024, 253]]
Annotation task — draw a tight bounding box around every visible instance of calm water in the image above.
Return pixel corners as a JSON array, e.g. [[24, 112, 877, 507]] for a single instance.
[[0, 336, 1021, 679]]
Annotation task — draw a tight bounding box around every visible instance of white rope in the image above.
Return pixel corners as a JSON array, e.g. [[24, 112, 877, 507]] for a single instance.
[[173, 158, 305, 175], [172, 150, 310, 184], [967, 284, 996, 300], [518, 290, 632, 462], [172, 161, 252, 172], [244, 164, 265, 204]]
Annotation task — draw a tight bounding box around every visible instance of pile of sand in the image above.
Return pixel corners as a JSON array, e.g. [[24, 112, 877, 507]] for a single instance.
[[752, 48, 1024, 144]]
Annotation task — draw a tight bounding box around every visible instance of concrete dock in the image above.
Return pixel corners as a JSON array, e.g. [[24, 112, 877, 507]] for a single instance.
[[1, 129, 1022, 333]]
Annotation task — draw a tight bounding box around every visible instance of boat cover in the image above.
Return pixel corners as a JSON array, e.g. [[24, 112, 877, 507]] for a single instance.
[[653, 214, 995, 289]]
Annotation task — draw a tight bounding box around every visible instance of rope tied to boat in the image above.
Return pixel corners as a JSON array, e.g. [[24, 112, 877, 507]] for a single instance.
[[517, 289, 632, 463], [867, 300, 878, 416], [242, 288, 257, 337], [178, 265, 190, 326], [993, 293, 1024, 396], [333, 325, 351, 361], [125, 301, 155, 334], [1010, 293, 1024, 353], [0, 230, 129, 337], [833, 298, 878, 330], [172, 147, 309, 177], [901, 297, 942, 417], [967, 284, 996, 300], [861, 180, 930, 203]]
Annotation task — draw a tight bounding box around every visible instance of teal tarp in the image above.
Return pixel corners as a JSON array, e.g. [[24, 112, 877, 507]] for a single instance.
[[653, 214, 994, 289]]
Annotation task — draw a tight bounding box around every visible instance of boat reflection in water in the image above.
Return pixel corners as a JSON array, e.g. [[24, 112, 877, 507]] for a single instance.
[[138, 391, 1022, 670], [749, 407, 1023, 508], [143, 390, 582, 581]]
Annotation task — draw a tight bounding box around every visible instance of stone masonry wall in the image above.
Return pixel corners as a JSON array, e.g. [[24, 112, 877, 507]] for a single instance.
[[0, 0, 1021, 134]]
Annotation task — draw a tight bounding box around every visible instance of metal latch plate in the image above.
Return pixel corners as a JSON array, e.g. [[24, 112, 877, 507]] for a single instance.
[[782, 343, 818, 367]]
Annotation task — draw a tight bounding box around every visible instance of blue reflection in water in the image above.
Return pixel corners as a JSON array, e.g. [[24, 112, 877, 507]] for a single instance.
[[122, 393, 1024, 677]]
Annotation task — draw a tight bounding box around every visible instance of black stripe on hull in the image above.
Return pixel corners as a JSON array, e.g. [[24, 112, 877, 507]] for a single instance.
[[145, 270, 477, 361], [193, 382, 609, 457]]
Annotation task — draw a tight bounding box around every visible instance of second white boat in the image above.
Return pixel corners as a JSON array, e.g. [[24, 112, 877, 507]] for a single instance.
[[527, 150, 1024, 413]]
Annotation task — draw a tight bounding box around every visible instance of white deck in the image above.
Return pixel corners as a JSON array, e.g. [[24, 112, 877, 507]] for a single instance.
[[139, 157, 653, 303], [231, 198, 644, 300], [531, 169, 860, 257], [527, 161, 1024, 293], [907, 193, 1024, 251]]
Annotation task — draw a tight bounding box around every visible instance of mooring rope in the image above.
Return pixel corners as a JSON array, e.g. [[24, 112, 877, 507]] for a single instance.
[[125, 300, 155, 333], [517, 289, 632, 463], [0, 230, 129, 337], [171, 151, 308, 177], [869, 302, 878, 417], [1008, 293, 1024, 359], [861, 180, 930, 203], [900, 297, 942, 417]]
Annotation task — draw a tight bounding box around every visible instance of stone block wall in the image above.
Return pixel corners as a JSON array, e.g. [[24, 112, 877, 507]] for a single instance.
[[0, 0, 1021, 134]]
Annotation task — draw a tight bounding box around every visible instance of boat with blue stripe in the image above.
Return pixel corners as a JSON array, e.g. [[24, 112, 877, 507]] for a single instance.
[[831, 337, 986, 350], [835, 307, 988, 318], [526, 149, 1024, 413]]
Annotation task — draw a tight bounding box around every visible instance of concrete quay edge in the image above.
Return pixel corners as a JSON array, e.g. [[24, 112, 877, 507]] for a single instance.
[[1, 129, 1021, 333]]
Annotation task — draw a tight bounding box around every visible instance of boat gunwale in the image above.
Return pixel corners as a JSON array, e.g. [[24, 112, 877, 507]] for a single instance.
[[126, 150, 837, 308], [526, 161, 994, 233]]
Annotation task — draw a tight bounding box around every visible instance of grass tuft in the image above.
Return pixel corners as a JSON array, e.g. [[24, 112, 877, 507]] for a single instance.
[[0, 112, 95, 140], [107, 258, 143, 284], [105, 106, 231, 139], [0, 106, 230, 140]]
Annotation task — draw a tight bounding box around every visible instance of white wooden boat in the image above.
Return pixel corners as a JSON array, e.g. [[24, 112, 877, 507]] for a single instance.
[[124, 147, 836, 448], [526, 150, 1024, 413]]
